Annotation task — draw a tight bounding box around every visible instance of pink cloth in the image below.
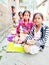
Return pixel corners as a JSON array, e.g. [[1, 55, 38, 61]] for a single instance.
[[16, 20, 34, 34]]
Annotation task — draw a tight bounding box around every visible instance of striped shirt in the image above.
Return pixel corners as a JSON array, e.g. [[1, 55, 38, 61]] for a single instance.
[[26, 24, 49, 47]]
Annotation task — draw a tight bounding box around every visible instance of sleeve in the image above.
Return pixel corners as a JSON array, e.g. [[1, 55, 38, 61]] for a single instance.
[[28, 22, 35, 34], [25, 26, 34, 40], [35, 26, 49, 47], [16, 23, 21, 34]]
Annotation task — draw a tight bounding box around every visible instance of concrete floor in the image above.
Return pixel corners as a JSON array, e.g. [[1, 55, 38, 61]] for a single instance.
[[0, 37, 49, 65]]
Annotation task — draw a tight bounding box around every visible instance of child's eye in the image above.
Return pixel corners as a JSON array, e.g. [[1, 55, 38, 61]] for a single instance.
[[38, 18, 40, 19], [35, 17, 41, 20]]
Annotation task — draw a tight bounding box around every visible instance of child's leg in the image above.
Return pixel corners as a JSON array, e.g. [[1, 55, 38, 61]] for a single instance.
[[30, 45, 40, 54], [24, 44, 40, 54], [24, 44, 30, 53]]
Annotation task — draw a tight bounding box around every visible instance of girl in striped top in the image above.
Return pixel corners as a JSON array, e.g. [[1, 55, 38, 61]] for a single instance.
[[23, 13, 49, 54]]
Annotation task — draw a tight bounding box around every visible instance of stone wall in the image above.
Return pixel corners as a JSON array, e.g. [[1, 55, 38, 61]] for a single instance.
[[0, 4, 13, 42]]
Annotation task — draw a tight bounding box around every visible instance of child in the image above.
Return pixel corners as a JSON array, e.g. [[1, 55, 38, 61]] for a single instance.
[[17, 10, 34, 34], [23, 13, 49, 54], [11, 6, 16, 17], [11, 6, 16, 26], [14, 10, 34, 44], [18, 11, 23, 22]]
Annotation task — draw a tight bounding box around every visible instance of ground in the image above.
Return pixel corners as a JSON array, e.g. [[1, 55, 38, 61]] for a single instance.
[[0, 37, 49, 65]]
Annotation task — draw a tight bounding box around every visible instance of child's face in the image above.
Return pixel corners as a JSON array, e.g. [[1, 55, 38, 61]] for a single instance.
[[34, 14, 43, 25], [19, 13, 23, 19], [23, 12, 30, 21]]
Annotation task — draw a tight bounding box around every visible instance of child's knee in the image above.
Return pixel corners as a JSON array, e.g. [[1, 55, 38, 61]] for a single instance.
[[24, 45, 30, 53]]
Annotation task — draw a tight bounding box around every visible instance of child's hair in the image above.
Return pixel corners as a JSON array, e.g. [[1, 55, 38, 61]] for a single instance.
[[23, 10, 31, 17], [33, 13, 44, 21], [18, 12, 22, 16], [11, 6, 15, 9]]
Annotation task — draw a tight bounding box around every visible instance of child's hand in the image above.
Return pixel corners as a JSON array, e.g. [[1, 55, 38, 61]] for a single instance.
[[12, 34, 16, 37], [17, 39, 22, 44], [27, 40, 35, 45], [24, 30, 29, 34]]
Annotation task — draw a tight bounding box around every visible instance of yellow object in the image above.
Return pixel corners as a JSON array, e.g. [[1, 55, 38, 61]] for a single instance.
[[6, 42, 25, 53]]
